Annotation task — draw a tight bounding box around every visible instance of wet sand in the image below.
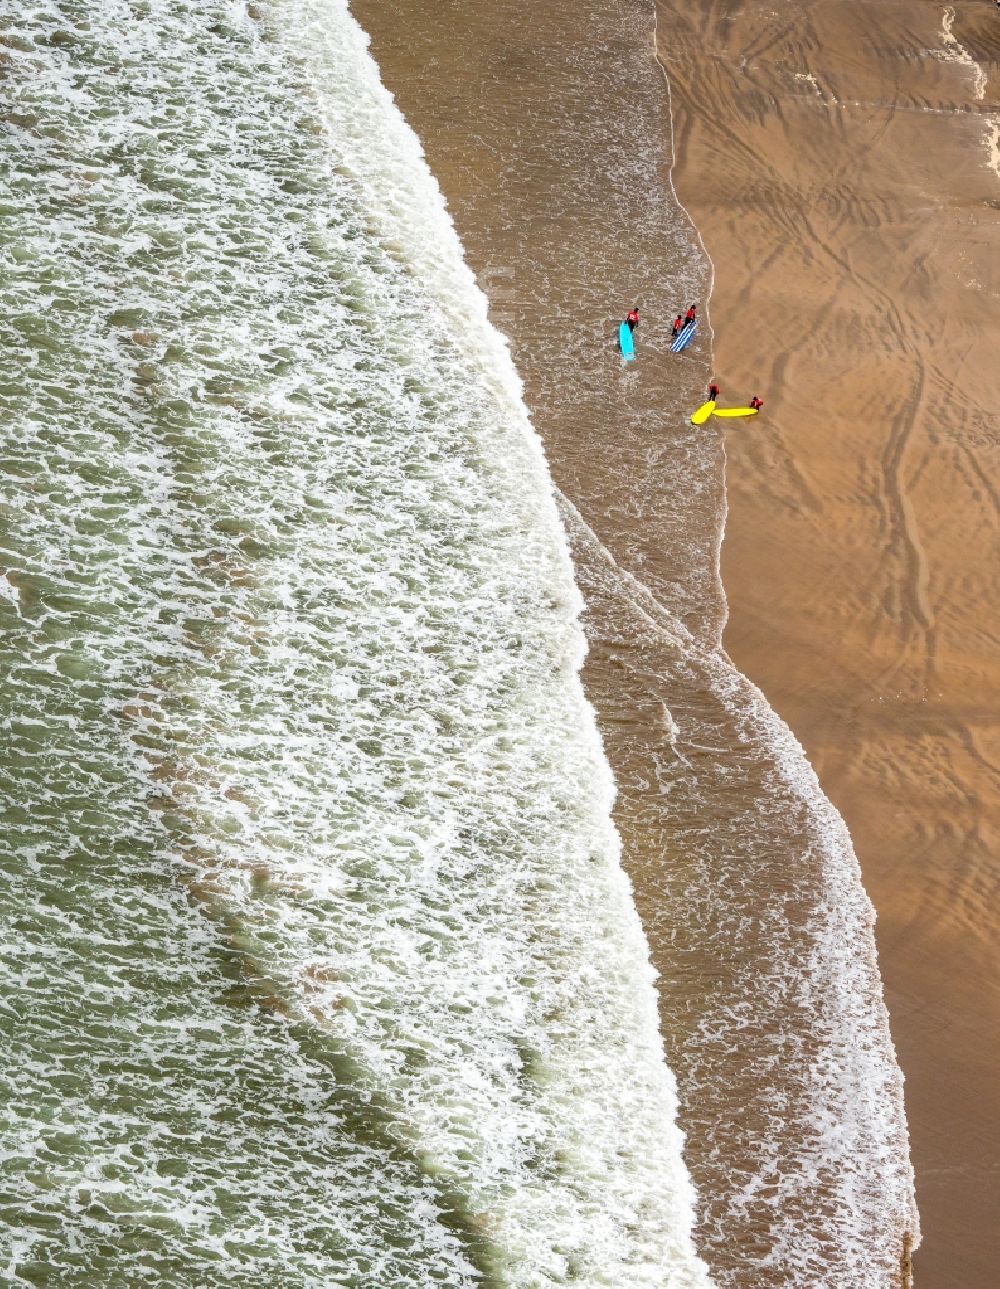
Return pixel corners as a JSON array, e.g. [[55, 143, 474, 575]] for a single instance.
[[657, 1, 1000, 1284]]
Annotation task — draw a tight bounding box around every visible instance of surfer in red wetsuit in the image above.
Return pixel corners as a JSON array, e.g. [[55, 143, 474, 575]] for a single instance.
[[750, 395, 763, 410], [671, 314, 683, 338], [685, 304, 697, 327], [626, 307, 639, 333], [708, 383, 720, 401]]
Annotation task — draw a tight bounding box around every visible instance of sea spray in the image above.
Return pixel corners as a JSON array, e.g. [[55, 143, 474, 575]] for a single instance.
[[0, 0, 712, 1284]]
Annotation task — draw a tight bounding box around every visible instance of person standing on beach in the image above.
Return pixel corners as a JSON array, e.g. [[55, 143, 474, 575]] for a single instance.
[[750, 395, 763, 410], [626, 306, 640, 333], [709, 383, 720, 401], [685, 304, 697, 327], [671, 314, 683, 338]]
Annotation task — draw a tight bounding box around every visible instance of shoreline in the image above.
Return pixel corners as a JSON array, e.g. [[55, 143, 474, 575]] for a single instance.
[[657, 0, 1000, 1283], [349, 0, 919, 1283]]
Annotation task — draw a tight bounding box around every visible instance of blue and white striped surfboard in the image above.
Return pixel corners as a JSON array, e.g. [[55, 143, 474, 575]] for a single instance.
[[671, 320, 697, 353]]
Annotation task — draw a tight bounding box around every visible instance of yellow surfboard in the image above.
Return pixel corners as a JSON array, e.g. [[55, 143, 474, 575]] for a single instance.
[[712, 407, 759, 418], [690, 399, 716, 425]]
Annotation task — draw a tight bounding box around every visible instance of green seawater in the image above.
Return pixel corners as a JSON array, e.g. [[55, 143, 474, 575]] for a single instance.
[[0, 3, 712, 1286]]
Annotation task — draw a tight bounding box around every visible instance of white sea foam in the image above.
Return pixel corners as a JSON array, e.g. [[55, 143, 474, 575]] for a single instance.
[[938, 2, 1000, 179], [0, 0, 712, 1284], [558, 497, 920, 1286], [939, 5, 987, 100]]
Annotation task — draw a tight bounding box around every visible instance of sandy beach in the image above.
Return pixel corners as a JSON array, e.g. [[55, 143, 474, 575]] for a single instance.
[[658, 1, 1000, 1283], [348, 0, 996, 1282]]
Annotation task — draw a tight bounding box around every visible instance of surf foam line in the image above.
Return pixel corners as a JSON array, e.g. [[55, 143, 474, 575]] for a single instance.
[[557, 491, 922, 1289], [940, 5, 987, 100], [939, 3, 1000, 178], [646, 2, 920, 1283]]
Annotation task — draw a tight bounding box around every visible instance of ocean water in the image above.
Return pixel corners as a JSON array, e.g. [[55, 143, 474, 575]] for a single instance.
[[0, 2, 714, 1286]]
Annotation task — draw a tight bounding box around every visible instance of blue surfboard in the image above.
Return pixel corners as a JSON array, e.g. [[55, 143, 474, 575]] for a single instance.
[[619, 320, 635, 362], [671, 320, 697, 353]]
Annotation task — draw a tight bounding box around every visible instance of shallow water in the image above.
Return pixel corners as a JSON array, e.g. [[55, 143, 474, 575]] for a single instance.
[[0, 2, 712, 1284]]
